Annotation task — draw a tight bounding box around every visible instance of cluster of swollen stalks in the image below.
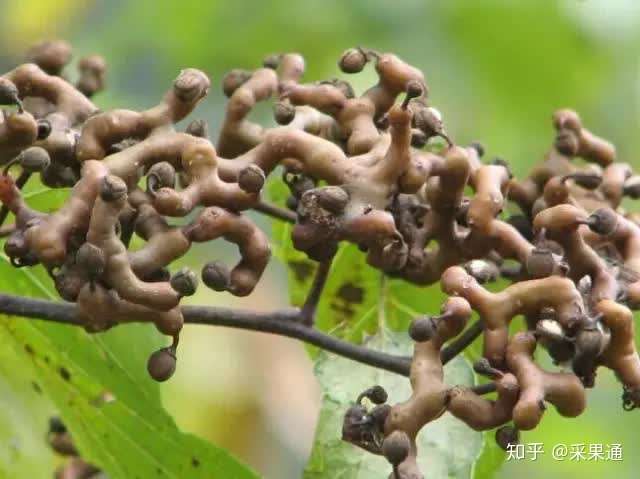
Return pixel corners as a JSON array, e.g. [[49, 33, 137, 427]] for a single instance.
[[2, 41, 640, 478]]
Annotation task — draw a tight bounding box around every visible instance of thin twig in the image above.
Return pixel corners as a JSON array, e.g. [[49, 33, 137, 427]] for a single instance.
[[300, 259, 333, 326], [253, 200, 296, 223], [441, 319, 484, 364], [0, 293, 412, 376]]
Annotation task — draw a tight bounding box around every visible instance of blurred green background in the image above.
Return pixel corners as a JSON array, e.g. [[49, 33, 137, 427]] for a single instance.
[[1, 0, 640, 478]]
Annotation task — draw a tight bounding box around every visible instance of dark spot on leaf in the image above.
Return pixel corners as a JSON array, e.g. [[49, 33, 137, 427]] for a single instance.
[[330, 282, 365, 320], [59, 367, 71, 381], [191, 457, 200, 467], [44, 356, 50, 364], [24, 344, 34, 355], [337, 283, 364, 304], [288, 260, 313, 282], [31, 381, 42, 394]]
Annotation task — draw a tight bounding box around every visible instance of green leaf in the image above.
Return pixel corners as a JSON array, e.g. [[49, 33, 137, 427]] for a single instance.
[[304, 331, 483, 479], [0, 190, 258, 479], [0, 334, 57, 478], [268, 176, 497, 478]]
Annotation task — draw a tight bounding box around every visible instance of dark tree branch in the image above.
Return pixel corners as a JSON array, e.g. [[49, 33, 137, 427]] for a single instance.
[[0, 294, 495, 394], [441, 319, 484, 364], [300, 258, 333, 326], [0, 292, 412, 376], [253, 200, 296, 223]]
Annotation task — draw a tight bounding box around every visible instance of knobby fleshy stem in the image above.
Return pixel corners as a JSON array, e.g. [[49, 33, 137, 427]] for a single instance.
[[441, 319, 484, 364], [253, 200, 296, 223], [0, 293, 412, 376], [0, 171, 31, 226], [300, 258, 333, 326]]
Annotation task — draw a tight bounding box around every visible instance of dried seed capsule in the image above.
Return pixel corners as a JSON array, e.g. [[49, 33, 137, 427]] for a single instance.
[[359, 385, 388, 405], [222, 69, 251, 97], [100, 176, 127, 202], [368, 385, 388, 404], [405, 80, 424, 100], [495, 425, 519, 451], [202, 261, 231, 291], [26, 40, 72, 75], [77, 54, 107, 97], [536, 318, 565, 343], [315, 186, 349, 214], [570, 172, 602, 190], [173, 68, 210, 103], [0, 78, 19, 105], [409, 316, 436, 342], [341, 404, 369, 442], [4, 231, 29, 258], [147, 162, 176, 192], [143, 268, 172, 283], [525, 248, 556, 279], [273, 101, 296, 125], [339, 48, 367, 74], [623, 386, 640, 411], [413, 106, 443, 137], [623, 176, 640, 199], [370, 404, 391, 427], [19, 146, 51, 173], [238, 164, 266, 193], [587, 208, 618, 236], [262, 54, 281, 69], [379, 240, 408, 272], [555, 130, 579, 156], [41, 164, 77, 188], [75, 243, 105, 278], [36, 119, 52, 140], [54, 268, 86, 302], [572, 322, 609, 386], [382, 431, 411, 466], [464, 260, 498, 284], [147, 347, 177, 382], [286, 173, 316, 198], [170, 268, 198, 296], [186, 119, 209, 138]]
